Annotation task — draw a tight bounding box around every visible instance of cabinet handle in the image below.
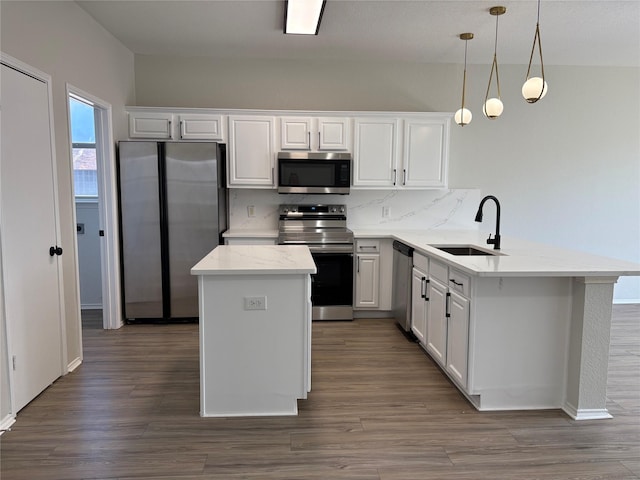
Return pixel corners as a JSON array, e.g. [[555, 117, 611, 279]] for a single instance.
[[424, 278, 430, 301], [308, 131, 311, 150], [272, 167, 274, 182], [393, 169, 397, 186], [357, 257, 360, 273], [359, 245, 377, 251], [420, 276, 426, 299], [403, 169, 407, 185], [318, 131, 321, 148], [445, 292, 451, 318], [168, 120, 172, 139], [179, 120, 183, 139], [450, 278, 464, 287]]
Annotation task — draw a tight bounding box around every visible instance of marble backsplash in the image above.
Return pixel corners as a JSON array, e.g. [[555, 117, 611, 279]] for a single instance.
[[228, 188, 481, 231]]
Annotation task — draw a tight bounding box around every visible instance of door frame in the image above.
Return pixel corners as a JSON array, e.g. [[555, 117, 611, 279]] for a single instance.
[[0, 53, 67, 419], [65, 84, 122, 334]]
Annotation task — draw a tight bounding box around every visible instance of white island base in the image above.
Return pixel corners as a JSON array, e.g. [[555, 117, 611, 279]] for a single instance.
[[191, 246, 316, 417]]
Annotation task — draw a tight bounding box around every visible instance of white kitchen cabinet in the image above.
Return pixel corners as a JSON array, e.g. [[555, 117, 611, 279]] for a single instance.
[[425, 258, 470, 388], [353, 115, 450, 189], [403, 118, 448, 188], [411, 267, 428, 345], [354, 239, 381, 308], [279, 116, 350, 151], [128, 111, 174, 139], [426, 276, 448, 366], [178, 114, 225, 141], [352, 117, 400, 187], [446, 290, 469, 388], [228, 115, 276, 188], [355, 254, 380, 308]]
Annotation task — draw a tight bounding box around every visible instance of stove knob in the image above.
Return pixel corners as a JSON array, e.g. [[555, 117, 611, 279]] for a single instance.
[[283, 207, 289, 213], [339, 206, 345, 213], [330, 206, 337, 213]]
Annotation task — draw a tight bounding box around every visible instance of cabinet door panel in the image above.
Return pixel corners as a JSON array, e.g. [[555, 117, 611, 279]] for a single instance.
[[228, 116, 275, 187], [318, 117, 349, 151], [446, 291, 469, 388], [129, 112, 173, 139], [353, 118, 399, 187], [179, 114, 224, 140], [403, 120, 446, 187], [355, 254, 379, 308], [426, 277, 447, 366], [280, 117, 311, 150], [411, 268, 427, 345]]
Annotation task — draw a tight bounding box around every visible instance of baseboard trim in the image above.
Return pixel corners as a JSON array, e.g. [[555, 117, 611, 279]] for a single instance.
[[67, 356, 83, 373], [0, 414, 16, 435], [563, 403, 613, 420]]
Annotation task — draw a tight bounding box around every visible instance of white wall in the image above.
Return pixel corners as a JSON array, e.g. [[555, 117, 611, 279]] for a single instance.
[[0, 0, 135, 403], [134, 56, 639, 302]]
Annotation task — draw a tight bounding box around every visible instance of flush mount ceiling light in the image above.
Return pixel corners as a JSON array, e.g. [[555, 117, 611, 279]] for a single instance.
[[284, 0, 326, 35], [483, 6, 506, 119], [454, 33, 474, 127], [522, 0, 548, 103]]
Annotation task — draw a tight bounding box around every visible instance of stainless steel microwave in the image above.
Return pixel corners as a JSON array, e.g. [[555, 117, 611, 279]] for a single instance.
[[277, 152, 351, 194]]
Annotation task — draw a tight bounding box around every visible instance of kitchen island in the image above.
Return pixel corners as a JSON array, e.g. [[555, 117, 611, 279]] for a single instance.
[[191, 245, 316, 417], [355, 229, 640, 420]]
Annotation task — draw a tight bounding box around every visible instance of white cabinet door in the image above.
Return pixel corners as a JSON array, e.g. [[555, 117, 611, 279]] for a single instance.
[[355, 254, 380, 308], [280, 117, 312, 150], [129, 111, 174, 139], [228, 116, 276, 188], [179, 114, 224, 141], [426, 277, 448, 367], [280, 117, 350, 151], [1, 62, 64, 412], [317, 117, 350, 151], [403, 119, 448, 188], [352, 118, 399, 187], [411, 267, 427, 345], [446, 291, 470, 388]]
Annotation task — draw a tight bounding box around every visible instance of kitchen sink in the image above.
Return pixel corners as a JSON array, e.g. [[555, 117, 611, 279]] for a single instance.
[[430, 245, 502, 256]]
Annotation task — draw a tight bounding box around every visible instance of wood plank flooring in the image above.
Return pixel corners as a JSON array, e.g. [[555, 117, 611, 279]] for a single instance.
[[1, 305, 638, 480]]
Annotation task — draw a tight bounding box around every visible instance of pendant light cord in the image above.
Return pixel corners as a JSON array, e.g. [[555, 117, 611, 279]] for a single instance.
[[525, 0, 545, 100], [484, 12, 502, 103], [461, 39, 468, 112]]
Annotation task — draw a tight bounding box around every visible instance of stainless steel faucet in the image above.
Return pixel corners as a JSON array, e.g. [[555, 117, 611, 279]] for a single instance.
[[474, 195, 501, 250]]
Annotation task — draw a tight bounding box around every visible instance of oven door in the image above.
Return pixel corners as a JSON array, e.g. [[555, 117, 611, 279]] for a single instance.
[[310, 251, 353, 321]]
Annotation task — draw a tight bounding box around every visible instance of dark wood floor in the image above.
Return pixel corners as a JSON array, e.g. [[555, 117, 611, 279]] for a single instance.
[[1, 305, 638, 480]]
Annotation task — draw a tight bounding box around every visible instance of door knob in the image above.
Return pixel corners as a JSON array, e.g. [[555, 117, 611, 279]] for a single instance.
[[49, 246, 63, 256]]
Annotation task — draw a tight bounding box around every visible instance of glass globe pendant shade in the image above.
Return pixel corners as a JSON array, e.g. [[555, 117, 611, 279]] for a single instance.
[[454, 108, 473, 126], [522, 76, 548, 103], [483, 97, 504, 119]]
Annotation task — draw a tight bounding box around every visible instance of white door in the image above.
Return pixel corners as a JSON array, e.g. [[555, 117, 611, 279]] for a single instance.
[[1, 62, 64, 412]]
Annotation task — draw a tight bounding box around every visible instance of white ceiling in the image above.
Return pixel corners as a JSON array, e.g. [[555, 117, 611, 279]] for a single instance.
[[76, 0, 640, 67]]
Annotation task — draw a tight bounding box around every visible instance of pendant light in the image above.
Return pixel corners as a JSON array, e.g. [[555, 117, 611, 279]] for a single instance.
[[522, 0, 548, 102], [454, 33, 474, 127], [483, 6, 506, 119]]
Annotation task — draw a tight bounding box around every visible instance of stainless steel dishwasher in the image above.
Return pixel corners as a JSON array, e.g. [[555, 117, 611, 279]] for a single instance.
[[392, 240, 414, 332]]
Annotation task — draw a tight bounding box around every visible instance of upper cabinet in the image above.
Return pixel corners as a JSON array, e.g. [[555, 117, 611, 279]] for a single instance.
[[178, 114, 224, 141], [353, 114, 450, 189], [227, 115, 276, 188], [280, 116, 350, 151], [128, 111, 174, 139], [128, 110, 225, 141]]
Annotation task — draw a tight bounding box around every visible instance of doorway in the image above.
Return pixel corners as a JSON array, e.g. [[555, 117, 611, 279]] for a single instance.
[[66, 86, 121, 333]]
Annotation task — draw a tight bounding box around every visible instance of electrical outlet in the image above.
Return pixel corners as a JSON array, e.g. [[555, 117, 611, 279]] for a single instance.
[[382, 206, 391, 218], [244, 296, 267, 310], [247, 205, 256, 217]]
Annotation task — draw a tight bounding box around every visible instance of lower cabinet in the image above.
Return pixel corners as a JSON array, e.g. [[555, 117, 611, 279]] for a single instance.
[[424, 258, 471, 389], [355, 253, 380, 308]]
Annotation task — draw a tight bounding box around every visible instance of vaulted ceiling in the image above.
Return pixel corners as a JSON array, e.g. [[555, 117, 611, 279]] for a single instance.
[[77, 1, 639, 67]]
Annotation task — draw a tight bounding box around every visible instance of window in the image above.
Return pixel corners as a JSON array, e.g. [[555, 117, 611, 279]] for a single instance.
[[70, 96, 98, 197]]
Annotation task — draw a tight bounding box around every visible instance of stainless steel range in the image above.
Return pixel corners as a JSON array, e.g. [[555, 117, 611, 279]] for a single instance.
[[278, 204, 353, 321]]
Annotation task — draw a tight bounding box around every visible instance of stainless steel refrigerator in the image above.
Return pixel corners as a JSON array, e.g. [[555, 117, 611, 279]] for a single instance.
[[117, 141, 227, 322]]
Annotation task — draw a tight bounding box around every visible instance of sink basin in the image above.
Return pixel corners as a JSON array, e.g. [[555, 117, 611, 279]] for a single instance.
[[430, 245, 502, 256]]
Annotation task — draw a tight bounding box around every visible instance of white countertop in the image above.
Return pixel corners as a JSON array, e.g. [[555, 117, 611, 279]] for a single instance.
[[354, 229, 640, 278], [222, 229, 279, 238], [191, 245, 317, 275]]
